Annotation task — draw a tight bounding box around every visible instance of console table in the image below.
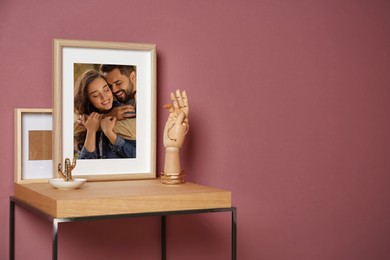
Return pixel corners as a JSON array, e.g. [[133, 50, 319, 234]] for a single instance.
[[10, 179, 237, 260]]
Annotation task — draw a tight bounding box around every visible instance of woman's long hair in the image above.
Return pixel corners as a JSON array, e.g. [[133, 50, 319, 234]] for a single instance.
[[74, 69, 106, 151]]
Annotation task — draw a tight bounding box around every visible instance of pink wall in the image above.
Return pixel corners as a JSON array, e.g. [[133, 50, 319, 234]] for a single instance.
[[1, 0, 389, 259]]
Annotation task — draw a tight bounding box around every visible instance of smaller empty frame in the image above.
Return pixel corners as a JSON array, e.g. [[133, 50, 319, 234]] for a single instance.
[[15, 108, 53, 183]]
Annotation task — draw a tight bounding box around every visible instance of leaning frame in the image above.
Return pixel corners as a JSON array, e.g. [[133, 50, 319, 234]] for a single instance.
[[14, 108, 53, 183], [53, 39, 157, 181]]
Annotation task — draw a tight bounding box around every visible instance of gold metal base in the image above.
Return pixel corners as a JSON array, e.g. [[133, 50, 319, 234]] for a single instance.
[[161, 171, 185, 185]]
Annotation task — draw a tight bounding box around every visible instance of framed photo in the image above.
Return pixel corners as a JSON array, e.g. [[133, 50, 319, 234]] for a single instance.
[[14, 108, 53, 183], [53, 39, 156, 181]]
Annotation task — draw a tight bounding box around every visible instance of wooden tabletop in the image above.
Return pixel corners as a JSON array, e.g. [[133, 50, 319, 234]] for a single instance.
[[14, 179, 231, 218]]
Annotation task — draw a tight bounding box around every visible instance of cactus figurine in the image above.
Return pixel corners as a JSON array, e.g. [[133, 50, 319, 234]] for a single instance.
[[58, 158, 77, 182]]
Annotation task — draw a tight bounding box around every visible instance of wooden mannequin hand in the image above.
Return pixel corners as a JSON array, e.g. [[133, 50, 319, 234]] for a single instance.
[[170, 89, 189, 119], [163, 111, 188, 148], [163, 89, 190, 176], [163, 90, 189, 149]]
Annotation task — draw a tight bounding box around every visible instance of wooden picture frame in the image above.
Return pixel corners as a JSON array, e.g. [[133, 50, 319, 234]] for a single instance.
[[53, 39, 157, 181], [14, 108, 53, 183]]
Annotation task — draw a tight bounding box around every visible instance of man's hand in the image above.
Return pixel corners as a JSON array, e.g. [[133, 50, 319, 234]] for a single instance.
[[105, 105, 135, 120]]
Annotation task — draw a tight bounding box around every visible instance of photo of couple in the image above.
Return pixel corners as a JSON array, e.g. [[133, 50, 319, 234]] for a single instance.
[[73, 64, 137, 160]]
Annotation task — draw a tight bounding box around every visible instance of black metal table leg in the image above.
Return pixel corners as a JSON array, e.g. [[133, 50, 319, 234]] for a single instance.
[[232, 207, 237, 260], [9, 199, 15, 260], [52, 220, 59, 260], [162, 216, 166, 260]]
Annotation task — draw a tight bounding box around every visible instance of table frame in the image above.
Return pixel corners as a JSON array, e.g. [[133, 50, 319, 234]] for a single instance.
[[9, 196, 237, 260]]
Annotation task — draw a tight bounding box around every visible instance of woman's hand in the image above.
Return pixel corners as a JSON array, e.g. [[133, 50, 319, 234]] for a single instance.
[[100, 116, 117, 144], [83, 112, 102, 133], [82, 112, 102, 152]]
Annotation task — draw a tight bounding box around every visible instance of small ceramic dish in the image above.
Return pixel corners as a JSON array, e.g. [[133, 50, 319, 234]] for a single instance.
[[48, 178, 87, 190]]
